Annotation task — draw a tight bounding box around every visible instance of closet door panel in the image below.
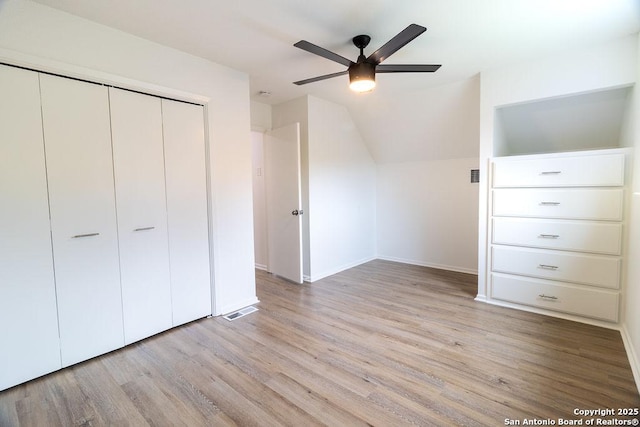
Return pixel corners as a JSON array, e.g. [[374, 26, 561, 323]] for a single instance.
[[162, 99, 211, 325], [110, 88, 172, 344], [39, 74, 124, 367], [0, 65, 61, 390]]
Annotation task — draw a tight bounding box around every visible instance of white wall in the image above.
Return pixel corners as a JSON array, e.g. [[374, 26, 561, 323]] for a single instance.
[[356, 77, 481, 163], [307, 96, 377, 281], [377, 158, 479, 274], [271, 86, 478, 279], [249, 102, 271, 270], [250, 132, 268, 270], [477, 35, 638, 300], [621, 32, 640, 392], [0, 0, 258, 315], [272, 95, 376, 281], [374, 77, 481, 273], [250, 101, 272, 132]]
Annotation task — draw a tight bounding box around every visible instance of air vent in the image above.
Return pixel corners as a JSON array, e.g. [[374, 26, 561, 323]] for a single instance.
[[470, 169, 480, 183], [223, 306, 258, 321]]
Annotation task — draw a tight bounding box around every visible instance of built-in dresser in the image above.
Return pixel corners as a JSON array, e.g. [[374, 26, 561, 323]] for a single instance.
[[488, 149, 628, 324]]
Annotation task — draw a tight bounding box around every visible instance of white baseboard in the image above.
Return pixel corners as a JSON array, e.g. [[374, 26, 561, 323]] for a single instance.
[[480, 297, 620, 330], [376, 255, 478, 275], [254, 263, 267, 271], [307, 256, 377, 282], [620, 324, 640, 395], [304, 256, 478, 282]]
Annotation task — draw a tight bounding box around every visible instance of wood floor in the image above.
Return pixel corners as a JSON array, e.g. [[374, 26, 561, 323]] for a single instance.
[[1, 260, 638, 426]]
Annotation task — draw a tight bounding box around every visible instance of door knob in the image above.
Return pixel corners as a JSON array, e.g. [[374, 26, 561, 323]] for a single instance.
[[291, 209, 304, 216]]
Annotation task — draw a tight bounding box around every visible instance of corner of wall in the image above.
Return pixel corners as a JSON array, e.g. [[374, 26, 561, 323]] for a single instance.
[[250, 100, 272, 132]]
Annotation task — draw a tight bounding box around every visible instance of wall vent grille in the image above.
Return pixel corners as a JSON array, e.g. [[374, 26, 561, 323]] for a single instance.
[[223, 306, 258, 321], [470, 169, 480, 183]]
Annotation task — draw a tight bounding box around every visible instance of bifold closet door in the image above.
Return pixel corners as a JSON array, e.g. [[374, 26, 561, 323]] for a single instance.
[[39, 74, 124, 367], [162, 99, 212, 325], [0, 65, 61, 390], [109, 88, 173, 344]]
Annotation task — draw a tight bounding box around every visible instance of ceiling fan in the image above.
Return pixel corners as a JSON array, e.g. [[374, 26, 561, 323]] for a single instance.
[[293, 24, 441, 93]]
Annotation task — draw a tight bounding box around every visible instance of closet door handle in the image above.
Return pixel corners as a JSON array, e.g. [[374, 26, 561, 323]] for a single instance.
[[72, 232, 100, 239], [538, 234, 559, 239], [539, 202, 560, 206], [538, 294, 558, 301], [538, 264, 559, 270], [134, 226, 155, 232], [540, 171, 561, 175]]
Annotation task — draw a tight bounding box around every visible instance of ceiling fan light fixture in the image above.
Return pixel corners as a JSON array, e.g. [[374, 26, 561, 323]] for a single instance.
[[349, 62, 376, 93]]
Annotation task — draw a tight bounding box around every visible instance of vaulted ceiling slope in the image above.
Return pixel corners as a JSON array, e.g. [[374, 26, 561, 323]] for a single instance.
[[29, 0, 640, 162]]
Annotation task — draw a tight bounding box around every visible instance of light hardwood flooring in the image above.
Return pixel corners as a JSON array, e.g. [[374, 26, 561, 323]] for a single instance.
[[1, 259, 638, 426]]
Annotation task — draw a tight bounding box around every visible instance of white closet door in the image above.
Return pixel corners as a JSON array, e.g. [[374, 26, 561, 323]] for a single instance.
[[110, 88, 172, 344], [162, 99, 212, 326], [39, 74, 124, 367], [0, 65, 61, 390]]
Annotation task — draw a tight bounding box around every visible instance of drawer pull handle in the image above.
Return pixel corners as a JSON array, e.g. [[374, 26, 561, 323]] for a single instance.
[[539, 202, 560, 206], [134, 226, 155, 232], [538, 264, 559, 270], [538, 294, 558, 301], [72, 232, 100, 239], [540, 171, 561, 175], [538, 234, 559, 239]]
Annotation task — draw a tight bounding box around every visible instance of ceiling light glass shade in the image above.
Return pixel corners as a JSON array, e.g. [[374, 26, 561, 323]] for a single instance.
[[349, 62, 376, 93]]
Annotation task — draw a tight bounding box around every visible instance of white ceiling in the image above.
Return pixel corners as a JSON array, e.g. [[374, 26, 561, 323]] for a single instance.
[[29, 0, 640, 160]]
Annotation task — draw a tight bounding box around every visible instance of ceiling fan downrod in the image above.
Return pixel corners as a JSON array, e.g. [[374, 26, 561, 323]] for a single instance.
[[352, 34, 371, 63]]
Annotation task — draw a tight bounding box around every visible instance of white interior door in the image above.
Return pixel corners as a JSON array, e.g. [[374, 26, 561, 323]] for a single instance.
[[40, 74, 125, 367], [161, 99, 212, 326], [109, 88, 173, 345], [265, 123, 303, 284], [0, 65, 61, 390]]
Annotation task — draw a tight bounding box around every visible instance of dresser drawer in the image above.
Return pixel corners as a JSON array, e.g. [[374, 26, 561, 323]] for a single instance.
[[492, 188, 623, 221], [491, 246, 620, 289], [492, 153, 624, 188], [492, 218, 622, 255], [491, 273, 619, 322]]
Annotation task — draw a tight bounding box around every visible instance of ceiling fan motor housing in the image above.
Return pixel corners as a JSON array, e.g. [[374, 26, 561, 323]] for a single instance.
[[349, 61, 376, 82], [348, 61, 376, 92]]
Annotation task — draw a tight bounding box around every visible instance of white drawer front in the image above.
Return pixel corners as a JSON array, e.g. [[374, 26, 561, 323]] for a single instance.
[[492, 153, 624, 188], [492, 188, 623, 221], [491, 246, 620, 289], [492, 218, 622, 255], [491, 274, 619, 322]]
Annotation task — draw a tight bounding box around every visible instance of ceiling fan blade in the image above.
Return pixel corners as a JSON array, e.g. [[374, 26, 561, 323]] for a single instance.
[[294, 40, 353, 67], [293, 70, 349, 85], [376, 64, 441, 73], [367, 24, 427, 65]]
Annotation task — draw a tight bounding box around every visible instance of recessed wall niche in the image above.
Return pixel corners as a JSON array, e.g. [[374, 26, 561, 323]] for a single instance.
[[493, 86, 632, 157]]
